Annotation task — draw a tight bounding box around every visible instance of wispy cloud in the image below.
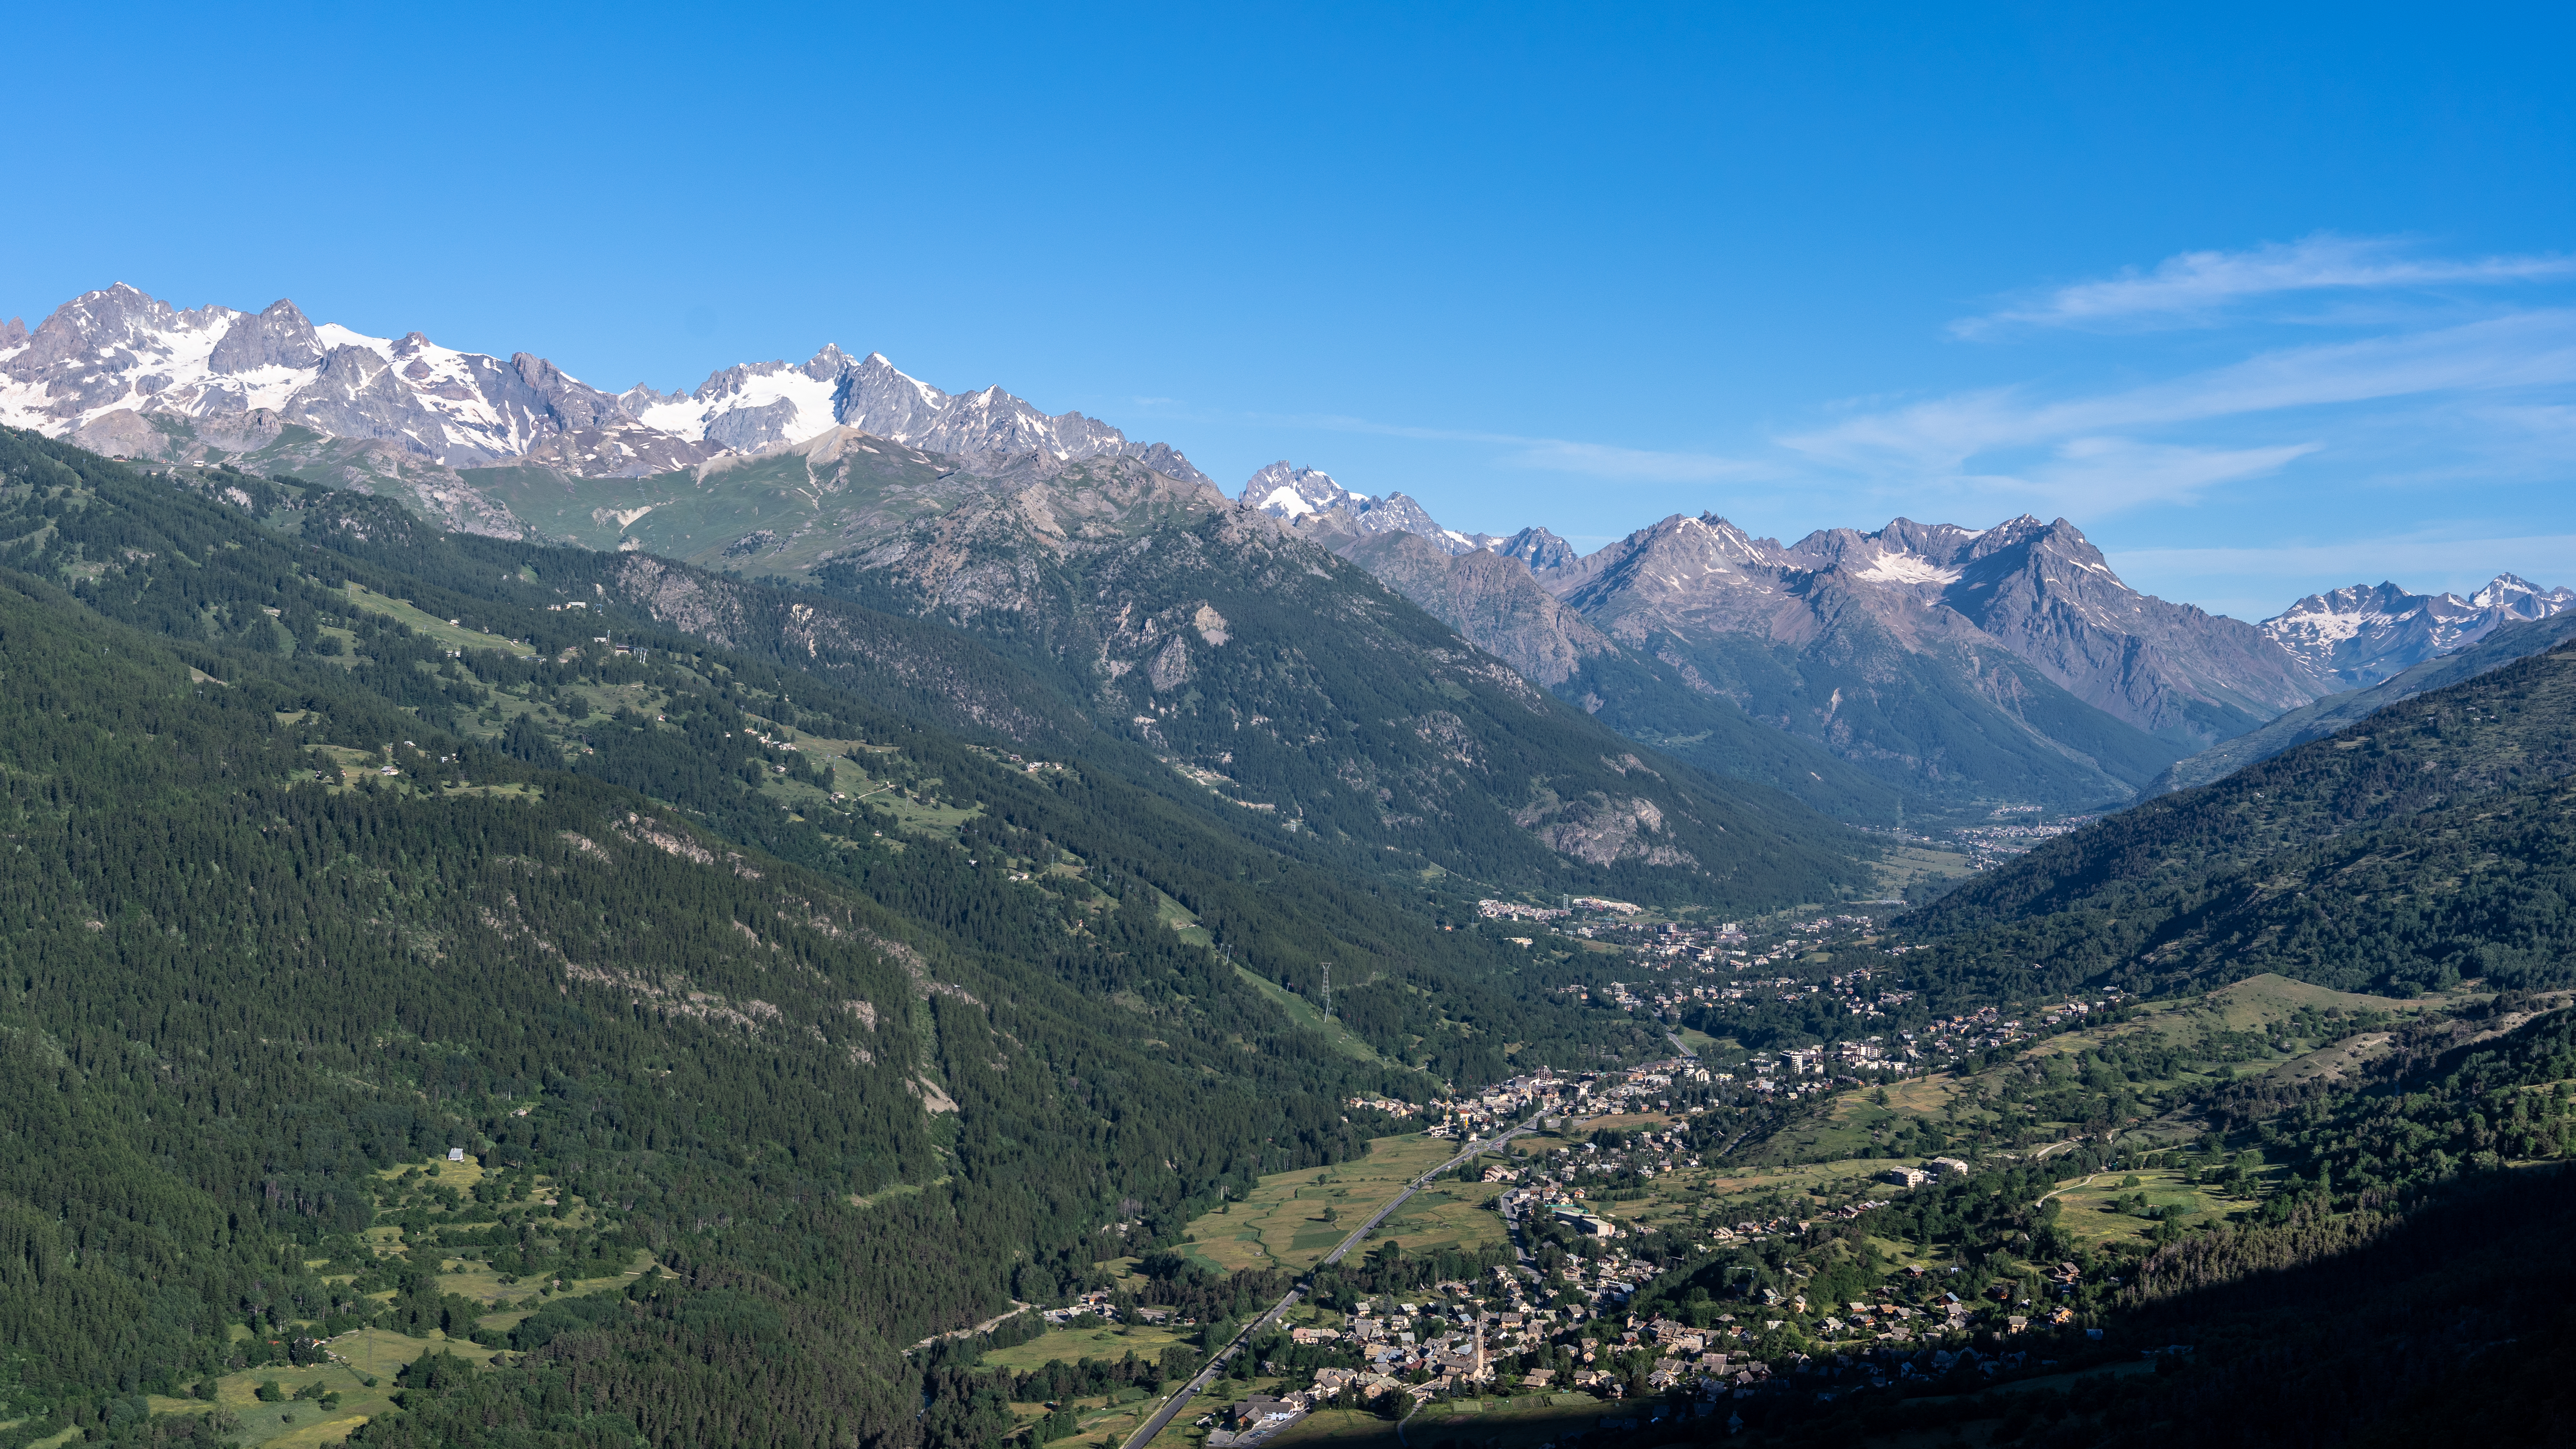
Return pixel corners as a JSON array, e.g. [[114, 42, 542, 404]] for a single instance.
[[2013, 438, 2322, 512], [1257, 411, 1771, 483], [1956, 233, 2576, 334], [1786, 308, 2576, 508]]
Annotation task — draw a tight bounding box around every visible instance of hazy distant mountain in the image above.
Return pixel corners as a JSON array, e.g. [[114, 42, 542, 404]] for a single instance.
[[1550, 512, 2321, 744], [1267, 484, 2333, 811], [2261, 574, 2576, 690]]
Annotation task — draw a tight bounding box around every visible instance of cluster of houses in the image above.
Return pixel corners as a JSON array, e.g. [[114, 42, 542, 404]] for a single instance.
[[1948, 814, 2096, 870], [1424, 1062, 1707, 1142], [1876, 1156, 1970, 1189], [1476, 896, 1651, 923], [1476, 899, 1569, 923]]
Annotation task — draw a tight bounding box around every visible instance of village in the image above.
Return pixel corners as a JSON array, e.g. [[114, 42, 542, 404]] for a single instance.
[[1482, 899, 2126, 1097], [1165, 1100, 2086, 1449]]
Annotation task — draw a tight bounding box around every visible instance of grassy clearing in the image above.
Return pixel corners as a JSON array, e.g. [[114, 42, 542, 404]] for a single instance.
[[342, 583, 534, 656], [1564, 1111, 1671, 1133], [2040, 1168, 2256, 1248], [1671, 1025, 1724, 1055], [1180, 1133, 1461, 1274], [137, 1332, 483, 1448], [1146, 886, 1214, 948], [1232, 965, 1397, 1068], [1874, 843, 1971, 897], [979, 1321, 1191, 1375]]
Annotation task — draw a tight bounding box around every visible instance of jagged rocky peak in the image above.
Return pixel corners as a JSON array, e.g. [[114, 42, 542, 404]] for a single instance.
[[1241, 462, 1482, 555], [2263, 573, 2576, 690], [1242, 460, 1364, 517], [1494, 526, 1577, 574], [2472, 572, 2576, 614]]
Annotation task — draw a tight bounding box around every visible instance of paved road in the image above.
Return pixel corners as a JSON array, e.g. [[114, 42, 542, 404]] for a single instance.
[[1115, 1122, 1535, 1449]]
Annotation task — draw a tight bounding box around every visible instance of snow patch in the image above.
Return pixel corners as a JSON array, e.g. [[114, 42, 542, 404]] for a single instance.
[[1853, 552, 1962, 586], [314, 322, 393, 358], [1260, 484, 1318, 516]]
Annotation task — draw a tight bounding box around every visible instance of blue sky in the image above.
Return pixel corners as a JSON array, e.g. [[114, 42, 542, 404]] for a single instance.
[[6, 2, 2571, 619]]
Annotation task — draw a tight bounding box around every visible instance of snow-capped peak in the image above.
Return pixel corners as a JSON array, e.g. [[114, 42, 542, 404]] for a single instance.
[[2262, 573, 2574, 689], [1238, 463, 1485, 555], [0, 284, 1209, 485], [1241, 461, 1363, 518]]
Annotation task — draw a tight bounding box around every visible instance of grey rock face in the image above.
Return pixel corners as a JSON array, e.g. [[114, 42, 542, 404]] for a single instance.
[[0, 284, 647, 468], [2262, 574, 2576, 690], [704, 398, 804, 453], [207, 298, 324, 374], [1577, 510, 2328, 743], [1496, 526, 1577, 574], [1332, 506, 2335, 807], [1907, 514, 2323, 739], [1298, 515, 1616, 686]]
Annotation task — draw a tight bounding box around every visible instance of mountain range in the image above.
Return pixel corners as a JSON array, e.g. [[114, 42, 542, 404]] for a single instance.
[[7, 283, 2567, 821], [2259, 574, 2576, 689], [0, 284, 1201, 486], [1250, 470, 2573, 814]]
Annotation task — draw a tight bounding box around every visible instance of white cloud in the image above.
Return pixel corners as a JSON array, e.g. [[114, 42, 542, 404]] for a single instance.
[[1957, 233, 2576, 334]]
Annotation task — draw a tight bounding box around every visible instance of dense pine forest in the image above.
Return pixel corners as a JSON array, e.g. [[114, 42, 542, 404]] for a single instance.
[[0, 429, 1712, 1446]]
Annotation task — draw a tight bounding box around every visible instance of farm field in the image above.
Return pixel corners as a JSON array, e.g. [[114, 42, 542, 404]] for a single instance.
[[1366, 1177, 1510, 1259], [1180, 1133, 1464, 1275]]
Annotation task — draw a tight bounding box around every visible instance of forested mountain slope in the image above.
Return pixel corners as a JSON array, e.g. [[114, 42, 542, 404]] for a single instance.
[[332, 429, 1881, 907], [1902, 637, 2576, 1005], [2153, 607, 2576, 794], [0, 427, 1697, 1444]]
